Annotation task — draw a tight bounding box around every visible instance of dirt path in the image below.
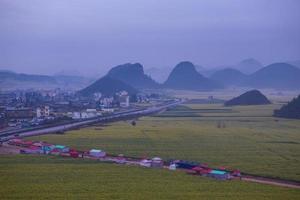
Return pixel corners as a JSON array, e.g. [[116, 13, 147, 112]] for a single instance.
[[242, 176, 300, 189]]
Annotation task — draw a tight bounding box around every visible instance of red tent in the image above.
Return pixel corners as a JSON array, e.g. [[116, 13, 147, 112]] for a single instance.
[[21, 141, 33, 147], [29, 145, 40, 150], [70, 151, 79, 158], [192, 166, 212, 174]]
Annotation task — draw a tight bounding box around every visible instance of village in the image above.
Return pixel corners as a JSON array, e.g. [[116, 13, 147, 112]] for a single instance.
[[0, 89, 166, 133]]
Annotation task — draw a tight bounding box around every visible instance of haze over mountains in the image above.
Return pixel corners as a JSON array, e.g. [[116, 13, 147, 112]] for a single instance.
[[210, 62, 300, 90], [210, 68, 247, 86], [0, 70, 93, 90], [145, 67, 172, 84], [242, 63, 300, 89], [146, 58, 263, 82], [1, 58, 300, 92], [81, 59, 300, 96], [287, 60, 300, 69], [235, 58, 263, 75]]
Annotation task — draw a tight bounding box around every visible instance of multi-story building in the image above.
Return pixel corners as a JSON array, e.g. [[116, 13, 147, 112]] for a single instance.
[[36, 106, 50, 118]]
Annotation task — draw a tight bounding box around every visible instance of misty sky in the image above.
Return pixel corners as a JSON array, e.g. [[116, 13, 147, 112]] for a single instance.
[[0, 0, 299, 76]]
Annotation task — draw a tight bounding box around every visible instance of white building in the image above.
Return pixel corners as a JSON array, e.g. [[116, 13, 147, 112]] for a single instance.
[[36, 106, 50, 118], [72, 112, 81, 119], [71, 109, 100, 120], [120, 95, 130, 107], [100, 97, 114, 108], [101, 108, 114, 113], [93, 92, 102, 101]]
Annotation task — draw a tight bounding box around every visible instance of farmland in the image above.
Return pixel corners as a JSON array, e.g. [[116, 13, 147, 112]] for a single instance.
[[28, 103, 300, 181], [1, 101, 300, 199], [0, 155, 299, 200]]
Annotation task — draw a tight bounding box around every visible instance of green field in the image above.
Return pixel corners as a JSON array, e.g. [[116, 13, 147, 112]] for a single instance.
[[0, 155, 299, 200], [28, 103, 300, 181], [1, 102, 300, 199]]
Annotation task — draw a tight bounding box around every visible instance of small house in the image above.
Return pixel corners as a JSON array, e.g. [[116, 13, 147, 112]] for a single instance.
[[32, 141, 44, 148], [8, 139, 22, 146], [19, 145, 40, 154], [151, 157, 163, 168], [54, 145, 69, 153], [50, 148, 61, 155], [206, 170, 231, 180], [70, 151, 79, 158], [41, 144, 55, 154], [173, 160, 199, 170], [69, 149, 79, 158], [169, 163, 176, 170], [191, 166, 212, 175], [140, 159, 152, 167], [89, 149, 106, 158]]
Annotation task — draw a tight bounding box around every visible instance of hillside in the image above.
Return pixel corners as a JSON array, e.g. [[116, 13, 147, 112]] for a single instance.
[[244, 63, 300, 89], [0, 71, 92, 90], [225, 90, 271, 106], [0, 71, 57, 90], [107, 63, 160, 89], [164, 61, 223, 90], [236, 58, 263, 74], [287, 60, 300, 69], [274, 95, 300, 119], [210, 68, 247, 86], [79, 76, 138, 97], [0, 71, 56, 83]]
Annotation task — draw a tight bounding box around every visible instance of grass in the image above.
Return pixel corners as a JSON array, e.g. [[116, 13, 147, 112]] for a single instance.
[[28, 103, 300, 181], [0, 155, 299, 200]]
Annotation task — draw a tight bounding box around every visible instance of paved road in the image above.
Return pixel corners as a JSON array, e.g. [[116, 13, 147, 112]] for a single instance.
[[0, 100, 182, 142]]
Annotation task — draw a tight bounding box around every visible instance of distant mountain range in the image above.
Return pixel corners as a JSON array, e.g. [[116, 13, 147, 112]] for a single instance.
[[235, 58, 263, 74], [2, 59, 300, 92], [210, 62, 300, 89], [210, 68, 247, 86], [0, 71, 93, 90], [243, 63, 300, 89], [225, 90, 271, 106], [163, 61, 223, 90], [79, 61, 223, 96]]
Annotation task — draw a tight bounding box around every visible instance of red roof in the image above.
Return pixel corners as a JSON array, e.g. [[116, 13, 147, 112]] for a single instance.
[[10, 139, 22, 142], [22, 141, 33, 145], [51, 148, 60, 152], [192, 166, 212, 174], [29, 145, 40, 150]]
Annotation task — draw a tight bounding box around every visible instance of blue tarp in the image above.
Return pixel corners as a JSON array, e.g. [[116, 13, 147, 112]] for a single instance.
[[173, 160, 199, 169]]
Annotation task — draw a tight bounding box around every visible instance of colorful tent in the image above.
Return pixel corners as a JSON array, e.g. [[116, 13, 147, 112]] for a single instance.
[[89, 149, 106, 158]]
